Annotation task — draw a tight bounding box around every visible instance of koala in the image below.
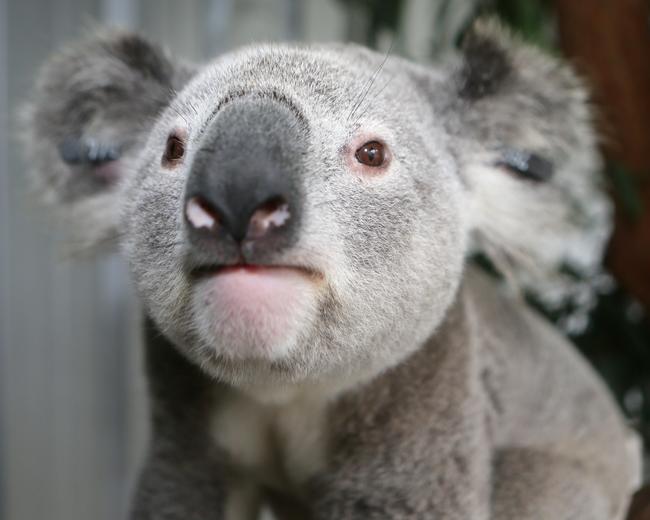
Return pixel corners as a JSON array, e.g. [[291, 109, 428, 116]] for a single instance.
[[22, 19, 641, 520]]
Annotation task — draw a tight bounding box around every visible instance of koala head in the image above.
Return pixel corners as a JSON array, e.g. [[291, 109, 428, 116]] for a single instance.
[[23, 21, 610, 397]]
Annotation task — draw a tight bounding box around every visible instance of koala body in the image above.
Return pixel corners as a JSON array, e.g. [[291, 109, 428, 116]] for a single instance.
[[23, 21, 640, 519]]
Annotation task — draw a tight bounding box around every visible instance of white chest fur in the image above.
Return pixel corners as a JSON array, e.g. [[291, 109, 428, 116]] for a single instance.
[[210, 387, 329, 492]]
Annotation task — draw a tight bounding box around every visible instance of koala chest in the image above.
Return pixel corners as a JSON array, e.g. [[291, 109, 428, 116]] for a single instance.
[[210, 389, 329, 493]]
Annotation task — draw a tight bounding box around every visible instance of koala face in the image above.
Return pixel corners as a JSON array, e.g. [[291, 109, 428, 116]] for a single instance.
[[122, 45, 467, 394], [24, 21, 611, 397]]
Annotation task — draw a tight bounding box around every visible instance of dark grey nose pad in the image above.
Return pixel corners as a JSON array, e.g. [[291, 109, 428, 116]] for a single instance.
[[183, 95, 305, 264], [185, 195, 291, 243]]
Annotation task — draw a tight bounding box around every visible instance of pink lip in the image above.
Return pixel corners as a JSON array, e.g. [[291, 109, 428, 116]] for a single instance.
[[215, 264, 321, 280], [218, 264, 270, 274]]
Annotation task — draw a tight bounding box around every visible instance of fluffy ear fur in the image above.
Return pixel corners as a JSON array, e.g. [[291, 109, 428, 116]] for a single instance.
[[442, 19, 612, 318], [21, 31, 195, 253]]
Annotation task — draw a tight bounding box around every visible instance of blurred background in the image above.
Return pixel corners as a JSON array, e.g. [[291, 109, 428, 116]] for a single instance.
[[0, 0, 649, 519]]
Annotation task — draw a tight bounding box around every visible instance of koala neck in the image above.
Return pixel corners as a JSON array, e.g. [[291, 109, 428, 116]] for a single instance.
[[222, 292, 470, 407], [234, 365, 382, 406]]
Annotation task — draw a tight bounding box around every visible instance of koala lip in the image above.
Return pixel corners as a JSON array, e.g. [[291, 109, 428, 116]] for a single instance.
[[219, 264, 314, 277], [191, 263, 322, 283]]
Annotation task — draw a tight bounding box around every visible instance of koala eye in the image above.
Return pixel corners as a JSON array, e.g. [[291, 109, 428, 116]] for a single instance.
[[355, 141, 386, 167], [162, 134, 185, 166]]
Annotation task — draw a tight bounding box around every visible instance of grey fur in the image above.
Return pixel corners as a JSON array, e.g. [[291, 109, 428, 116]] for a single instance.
[[22, 19, 640, 520]]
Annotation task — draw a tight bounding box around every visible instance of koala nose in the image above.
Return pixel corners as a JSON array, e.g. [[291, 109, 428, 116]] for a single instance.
[[183, 94, 305, 262], [185, 194, 291, 243]]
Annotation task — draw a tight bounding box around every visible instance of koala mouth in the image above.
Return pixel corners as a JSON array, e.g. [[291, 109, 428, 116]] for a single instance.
[[190, 263, 321, 282]]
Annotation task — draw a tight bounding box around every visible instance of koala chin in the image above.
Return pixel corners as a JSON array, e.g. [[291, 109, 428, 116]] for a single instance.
[[192, 266, 321, 361], [23, 20, 640, 520]]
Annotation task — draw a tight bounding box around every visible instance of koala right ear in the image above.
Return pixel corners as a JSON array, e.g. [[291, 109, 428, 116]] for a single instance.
[[21, 30, 195, 253], [425, 19, 613, 314]]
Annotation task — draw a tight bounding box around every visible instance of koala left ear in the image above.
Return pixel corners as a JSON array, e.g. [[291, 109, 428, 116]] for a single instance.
[[440, 19, 612, 308], [21, 30, 196, 254]]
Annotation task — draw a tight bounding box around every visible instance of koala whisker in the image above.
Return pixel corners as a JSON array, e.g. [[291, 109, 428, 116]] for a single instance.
[[347, 39, 394, 123], [186, 100, 199, 116], [168, 104, 191, 126], [311, 198, 339, 209], [197, 146, 218, 154], [352, 73, 396, 127]]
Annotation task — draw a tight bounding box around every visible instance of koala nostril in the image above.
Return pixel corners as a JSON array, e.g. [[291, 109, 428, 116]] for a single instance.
[[186, 196, 220, 231], [246, 196, 291, 241], [185, 193, 291, 245]]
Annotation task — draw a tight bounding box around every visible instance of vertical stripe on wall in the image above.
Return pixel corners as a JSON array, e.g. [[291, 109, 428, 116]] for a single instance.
[[0, 0, 10, 510]]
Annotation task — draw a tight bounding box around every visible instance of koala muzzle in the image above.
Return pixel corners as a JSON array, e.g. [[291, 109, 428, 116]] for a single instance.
[[183, 95, 306, 266]]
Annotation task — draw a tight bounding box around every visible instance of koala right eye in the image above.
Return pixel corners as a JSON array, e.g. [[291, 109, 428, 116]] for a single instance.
[[355, 140, 386, 167], [162, 134, 186, 167]]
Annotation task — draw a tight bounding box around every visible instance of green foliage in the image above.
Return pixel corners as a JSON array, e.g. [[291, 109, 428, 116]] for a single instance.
[[573, 290, 650, 446], [481, 0, 555, 48], [608, 161, 646, 220]]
